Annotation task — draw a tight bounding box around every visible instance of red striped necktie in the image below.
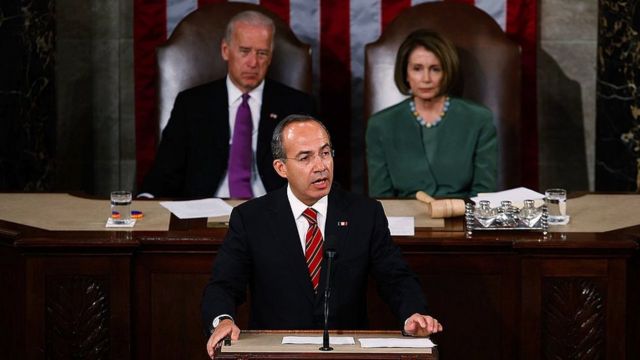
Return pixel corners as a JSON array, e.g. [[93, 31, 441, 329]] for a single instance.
[[302, 207, 323, 291]]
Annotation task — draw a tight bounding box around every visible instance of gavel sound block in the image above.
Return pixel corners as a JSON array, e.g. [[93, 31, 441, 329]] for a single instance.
[[415, 191, 466, 218]]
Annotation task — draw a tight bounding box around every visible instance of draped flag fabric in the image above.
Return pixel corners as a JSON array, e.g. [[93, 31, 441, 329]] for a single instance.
[[134, 0, 537, 190]]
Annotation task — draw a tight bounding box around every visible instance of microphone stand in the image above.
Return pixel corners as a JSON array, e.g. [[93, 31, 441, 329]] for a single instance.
[[319, 248, 337, 351]]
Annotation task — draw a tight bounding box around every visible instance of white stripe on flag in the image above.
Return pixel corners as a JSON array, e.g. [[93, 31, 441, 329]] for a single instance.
[[350, 0, 381, 189], [290, 0, 321, 96], [475, 0, 507, 30], [167, 0, 197, 38], [235, 0, 260, 4], [350, 0, 381, 86]]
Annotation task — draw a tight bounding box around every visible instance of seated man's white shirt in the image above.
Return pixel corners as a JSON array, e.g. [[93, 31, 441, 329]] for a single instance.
[[214, 76, 267, 198]]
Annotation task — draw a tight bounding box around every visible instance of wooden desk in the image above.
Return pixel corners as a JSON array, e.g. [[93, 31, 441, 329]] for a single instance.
[[1, 195, 639, 359], [215, 330, 437, 359]]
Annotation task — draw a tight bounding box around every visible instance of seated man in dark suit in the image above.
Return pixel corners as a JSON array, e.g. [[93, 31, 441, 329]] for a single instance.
[[202, 114, 443, 358], [140, 10, 316, 199]]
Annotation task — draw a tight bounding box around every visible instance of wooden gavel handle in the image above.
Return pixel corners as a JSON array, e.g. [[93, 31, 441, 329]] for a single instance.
[[415, 191, 466, 218], [415, 191, 435, 204]]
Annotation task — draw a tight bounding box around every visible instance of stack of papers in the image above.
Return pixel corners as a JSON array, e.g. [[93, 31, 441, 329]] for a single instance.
[[471, 187, 544, 208], [386, 217, 415, 236], [282, 336, 355, 345], [359, 338, 436, 348], [159, 198, 233, 219], [280, 336, 435, 348]]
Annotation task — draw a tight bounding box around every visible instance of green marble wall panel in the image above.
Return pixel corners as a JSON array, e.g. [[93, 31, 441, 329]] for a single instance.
[[0, 0, 56, 191], [596, 0, 640, 191]]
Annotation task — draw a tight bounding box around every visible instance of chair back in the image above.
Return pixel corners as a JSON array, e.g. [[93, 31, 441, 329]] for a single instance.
[[364, 2, 521, 189], [157, 2, 312, 133]]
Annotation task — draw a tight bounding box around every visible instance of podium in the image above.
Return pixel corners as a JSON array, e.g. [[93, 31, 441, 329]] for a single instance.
[[215, 330, 438, 359]]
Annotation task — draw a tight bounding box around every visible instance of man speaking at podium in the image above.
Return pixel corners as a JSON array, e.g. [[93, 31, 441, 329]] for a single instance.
[[202, 115, 443, 358]]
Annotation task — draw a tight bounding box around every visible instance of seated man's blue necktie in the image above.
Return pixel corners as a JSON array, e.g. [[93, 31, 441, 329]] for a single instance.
[[228, 93, 254, 198]]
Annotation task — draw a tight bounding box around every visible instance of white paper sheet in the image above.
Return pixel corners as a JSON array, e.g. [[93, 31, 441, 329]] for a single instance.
[[105, 218, 136, 228], [358, 338, 436, 348], [159, 198, 233, 219], [471, 187, 545, 208], [387, 216, 415, 236], [282, 336, 356, 345]]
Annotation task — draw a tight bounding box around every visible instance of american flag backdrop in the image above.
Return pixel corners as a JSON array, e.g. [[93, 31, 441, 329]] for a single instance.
[[134, 0, 537, 191]]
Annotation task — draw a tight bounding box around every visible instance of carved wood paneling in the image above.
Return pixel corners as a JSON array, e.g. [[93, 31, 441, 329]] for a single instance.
[[542, 278, 604, 360], [45, 275, 109, 359]]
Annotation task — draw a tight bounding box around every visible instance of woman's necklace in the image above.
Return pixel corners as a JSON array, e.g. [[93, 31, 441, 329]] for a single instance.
[[409, 96, 450, 128]]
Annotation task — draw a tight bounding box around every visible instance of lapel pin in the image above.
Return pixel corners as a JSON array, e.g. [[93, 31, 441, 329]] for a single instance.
[[338, 221, 348, 227], [269, 113, 278, 119]]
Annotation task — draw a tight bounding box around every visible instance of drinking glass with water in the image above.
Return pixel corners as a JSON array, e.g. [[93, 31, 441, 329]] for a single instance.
[[110, 191, 133, 225], [544, 188, 568, 224]]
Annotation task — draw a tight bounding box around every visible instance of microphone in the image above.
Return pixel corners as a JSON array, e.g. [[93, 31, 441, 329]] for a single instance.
[[320, 237, 338, 351]]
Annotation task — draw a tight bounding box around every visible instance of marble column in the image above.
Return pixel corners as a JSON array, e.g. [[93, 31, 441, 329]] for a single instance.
[[0, 0, 56, 191], [596, 0, 640, 191]]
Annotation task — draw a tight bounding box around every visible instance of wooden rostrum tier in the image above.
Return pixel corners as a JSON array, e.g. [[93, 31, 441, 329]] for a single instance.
[[1, 193, 639, 359]]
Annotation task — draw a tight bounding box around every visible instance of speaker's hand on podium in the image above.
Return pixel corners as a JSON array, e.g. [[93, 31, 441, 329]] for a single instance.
[[403, 313, 443, 337], [206, 319, 240, 359]]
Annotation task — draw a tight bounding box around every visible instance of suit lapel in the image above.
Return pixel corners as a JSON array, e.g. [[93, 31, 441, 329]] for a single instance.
[[320, 188, 350, 294], [211, 81, 230, 150], [257, 80, 281, 167], [267, 188, 316, 304]]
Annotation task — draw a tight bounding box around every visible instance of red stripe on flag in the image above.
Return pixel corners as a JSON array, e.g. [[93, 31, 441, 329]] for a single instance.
[[133, 0, 167, 187], [381, 0, 410, 31], [320, 0, 352, 186], [506, 0, 538, 188], [261, 0, 290, 24]]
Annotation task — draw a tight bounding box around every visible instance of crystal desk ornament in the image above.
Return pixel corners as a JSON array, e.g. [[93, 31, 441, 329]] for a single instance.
[[520, 200, 543, 227], [474, 200, 497, 227], [465, 200, 548, 235], [495, 200, 518, 227]]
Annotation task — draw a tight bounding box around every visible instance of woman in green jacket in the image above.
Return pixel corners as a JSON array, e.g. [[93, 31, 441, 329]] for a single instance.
[[366, 29, 497, 198]]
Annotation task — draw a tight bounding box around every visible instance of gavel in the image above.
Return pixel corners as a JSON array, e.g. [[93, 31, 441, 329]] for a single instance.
[[415, 191, 466, 218]]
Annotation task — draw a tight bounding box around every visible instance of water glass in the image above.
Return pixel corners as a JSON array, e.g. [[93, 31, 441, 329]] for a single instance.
[[545, 188, 567, 224], [110, 191, 132, 225]]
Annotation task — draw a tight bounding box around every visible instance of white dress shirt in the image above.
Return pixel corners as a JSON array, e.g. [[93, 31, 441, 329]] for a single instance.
[[214, 76, 267, 198]]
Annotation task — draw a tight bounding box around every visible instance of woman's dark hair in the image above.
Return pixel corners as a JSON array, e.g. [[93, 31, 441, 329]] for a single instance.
[[394, 29, 459, 96]]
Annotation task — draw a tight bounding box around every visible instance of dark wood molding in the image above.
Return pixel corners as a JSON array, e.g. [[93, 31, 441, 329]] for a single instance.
[[1, 212, 638, 359]]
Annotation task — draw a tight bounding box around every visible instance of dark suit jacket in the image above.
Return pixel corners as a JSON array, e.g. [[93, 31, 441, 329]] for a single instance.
[[140, 78, 316, 198], [201, 186, 428, 333]]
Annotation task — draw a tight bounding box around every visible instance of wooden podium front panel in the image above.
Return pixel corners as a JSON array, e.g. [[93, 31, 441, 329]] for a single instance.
[[134, 253, 214, 360], [367, 253, 518, 360], [217, 331, 437, 359], [25, 255, 132, 360], [520, 257, 628, 360]]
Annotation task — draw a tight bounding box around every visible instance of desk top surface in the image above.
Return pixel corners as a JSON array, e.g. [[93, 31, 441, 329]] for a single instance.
[[1, 193, 639, 251]]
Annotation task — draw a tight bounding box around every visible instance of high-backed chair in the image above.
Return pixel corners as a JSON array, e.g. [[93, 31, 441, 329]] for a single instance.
[[364, 2, 521, 190], [157, 2, 312, 134]]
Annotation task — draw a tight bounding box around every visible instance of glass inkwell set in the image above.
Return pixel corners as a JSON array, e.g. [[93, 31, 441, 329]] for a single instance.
[[465, 200, 548, 235]]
